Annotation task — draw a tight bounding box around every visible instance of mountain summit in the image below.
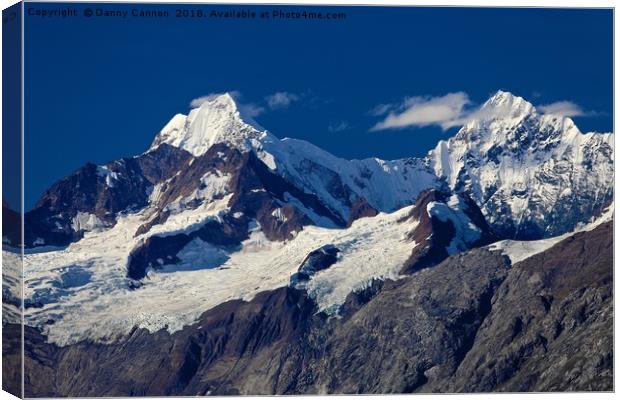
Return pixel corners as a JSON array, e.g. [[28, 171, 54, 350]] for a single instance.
[[477, 90, 535, 120], [429, 91, 613, 238], [150, 92, 270, 157]]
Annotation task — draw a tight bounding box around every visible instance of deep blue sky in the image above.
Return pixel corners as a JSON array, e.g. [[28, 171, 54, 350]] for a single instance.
[[24, 4, 612, 210], [3, 2, 21, 211]]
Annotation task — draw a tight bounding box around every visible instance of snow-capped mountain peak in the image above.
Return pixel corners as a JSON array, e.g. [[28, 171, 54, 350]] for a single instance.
[[144, 92, 443, 226], [149, 92, 271, 156], [460, 90, 536, 134], [429, 90, 613, 239], [479, 90, 534, 117]]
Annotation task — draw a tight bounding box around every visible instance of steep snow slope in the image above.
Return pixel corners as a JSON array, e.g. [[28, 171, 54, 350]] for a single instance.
[[149, 93, 268, 156], [262, 137, 440, 219], [429, 90, 613, 239], [149, 93, 442, 222]]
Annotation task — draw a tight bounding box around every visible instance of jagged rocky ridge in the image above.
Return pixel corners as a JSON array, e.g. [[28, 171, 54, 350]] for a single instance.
[[2, 90, 614, 395]]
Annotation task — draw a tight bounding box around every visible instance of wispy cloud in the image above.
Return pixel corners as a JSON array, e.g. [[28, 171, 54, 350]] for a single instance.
[[371, 92, 472, 131], [191, 90, 337, 120], [368, 103, 396, 117], [371, 91, 600, 132], [265, 91, 300, 109], [190, 96, 212, 108], [537, 100, 593, 117], [328, 121, 352, 133], [239, 103, 265, 118]]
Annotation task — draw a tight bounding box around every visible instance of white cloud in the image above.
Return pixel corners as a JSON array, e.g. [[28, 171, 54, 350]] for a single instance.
[[371, 92, 472, 131], [265, 91, 300, 109], [537, 101, 587, 117], [240, 103, 265, 118], [328, 121, 352, 133]]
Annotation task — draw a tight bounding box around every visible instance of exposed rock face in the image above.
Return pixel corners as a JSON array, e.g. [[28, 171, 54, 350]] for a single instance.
[[2, 323, 22, 397], [21, 144, 192, 247], [290, 245, 340, 287], [402, 189, 496, 274], [14, 220, 612, 396], [346, 197, 378, 227], [436, 220, 613, 392], [229, 149, 347, 232]]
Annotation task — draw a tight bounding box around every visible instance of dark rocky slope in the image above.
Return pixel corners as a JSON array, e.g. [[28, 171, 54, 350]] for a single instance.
[[20, 144, 193, 248], [401, 189, 496, 274], [11, 220, 612, 396], [2, 200, 20, 246], [434, 220, 614, 392]]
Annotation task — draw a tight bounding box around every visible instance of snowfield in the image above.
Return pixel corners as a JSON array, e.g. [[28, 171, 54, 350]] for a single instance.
[[17, 203, 419, 346], [2, 248, 22, 325]]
